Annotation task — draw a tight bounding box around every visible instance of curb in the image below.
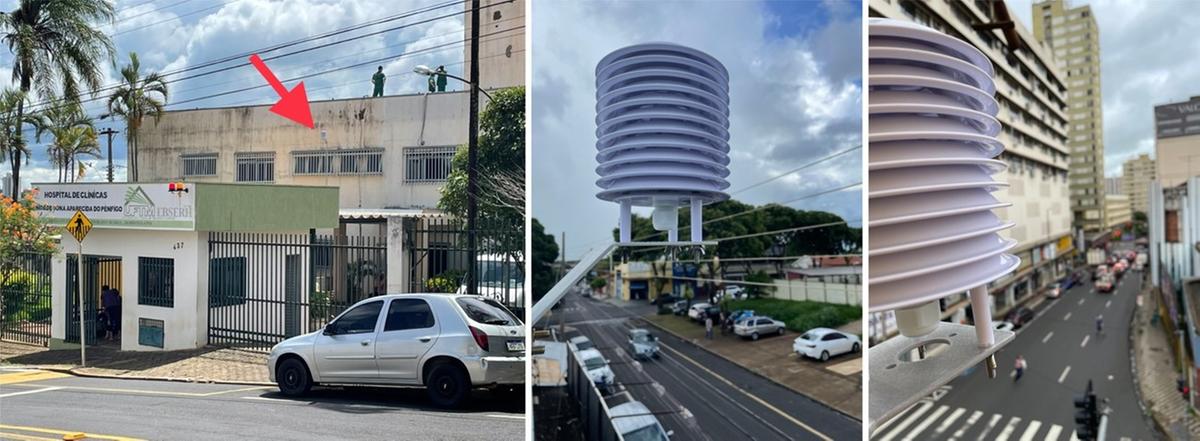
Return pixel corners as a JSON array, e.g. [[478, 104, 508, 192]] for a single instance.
[[33, 366, 273, 387], [638, 315, 863, 422]]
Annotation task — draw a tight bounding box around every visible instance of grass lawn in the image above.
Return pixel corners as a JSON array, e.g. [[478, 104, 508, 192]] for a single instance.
[[724, 298, 860, 334]]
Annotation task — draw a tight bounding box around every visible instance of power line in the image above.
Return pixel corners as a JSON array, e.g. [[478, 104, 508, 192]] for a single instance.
[[111, 0, 240, 37], [109, 0, 192, 28], [729, 144, 861, 195]]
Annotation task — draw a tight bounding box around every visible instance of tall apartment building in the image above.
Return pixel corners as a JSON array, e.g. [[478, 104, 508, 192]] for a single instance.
[[1155, 95, 1200, 188], [1033, 0, 1106, 233], [1104, 193, 1131, 228], [1105, 176, 1122, 195], [869, 0, 1073, 320], [1122, 153, 1155, 214]]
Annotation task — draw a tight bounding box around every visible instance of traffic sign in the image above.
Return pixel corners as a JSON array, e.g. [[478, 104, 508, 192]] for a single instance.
[[66, 210, 92, 243]]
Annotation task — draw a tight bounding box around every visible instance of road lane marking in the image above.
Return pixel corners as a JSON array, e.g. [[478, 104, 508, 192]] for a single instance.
[[950, 410, 981, 441], [902, 404, 947, 441], [1071, 430, 1080, 440], [1105, 300, 1111, 309], [0, 431, 58, 441], [994, 416, 1020, 441], [878, 401, 931, 441], [1043, 332, 1054, 343], [1045, 424, 1063, 440], [1080, 335, 1090, 348], [975, 414, 1002, 441], [3, 383, 271, 397], [934, 407, 965, 436], [1018, 420, 1041, 441], [485, 414, 525, 420], [0, 386, 62, 398], [0, 370, 69, 385], [658, 343, 833, 441], [1077, 298, 1085, 305], [1064, 312, 1072, 320], [1058, 366, 1071, 384], [0, 425, 143, 441]]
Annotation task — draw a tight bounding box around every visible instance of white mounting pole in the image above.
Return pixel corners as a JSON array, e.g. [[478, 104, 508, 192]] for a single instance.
[[667, 228, 678, 242], [691, 198, 702, 242], [77, 240, 86, 367], [619, 200, 632, 243], [968, 285, 994, 347]]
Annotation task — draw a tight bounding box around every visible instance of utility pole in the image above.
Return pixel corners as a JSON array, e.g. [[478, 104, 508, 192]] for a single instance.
[[466, 0, 481, 295], [98, 128, 119, 182]]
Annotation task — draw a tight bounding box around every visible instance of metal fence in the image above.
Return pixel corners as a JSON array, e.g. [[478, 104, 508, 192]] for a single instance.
[[1, 253, 53, 346], [207, 231, 386, 351], [64, 255, 122, 345], [405, 217, 525, 315], [567, 344, 624, 441]]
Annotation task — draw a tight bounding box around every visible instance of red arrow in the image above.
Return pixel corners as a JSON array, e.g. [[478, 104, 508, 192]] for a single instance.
[[249, 54, 314, 129]]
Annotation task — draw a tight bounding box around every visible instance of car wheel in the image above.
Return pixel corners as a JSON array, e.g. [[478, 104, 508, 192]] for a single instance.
[[276, 358, 312, 397], [777, 327, 784, 336], [820, 351, 830, 362], [852, 343, 860, 352], [751, 332, 759, 341], [426, 362, 470, 408]]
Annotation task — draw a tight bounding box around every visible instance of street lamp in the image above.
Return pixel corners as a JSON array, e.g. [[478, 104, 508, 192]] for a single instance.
[[413, 65, 494, 100]]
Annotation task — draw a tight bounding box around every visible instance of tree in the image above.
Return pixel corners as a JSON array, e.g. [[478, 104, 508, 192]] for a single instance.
[[744, 271, 775, 298], [2, 0, 115, 189], [34, 102, 97, 182], [531, 218, 558, 305], [0, 88, 37, 179], [0, 189, 57, 320], [107, 52, 167, 182], [440, 86, 525, 229]]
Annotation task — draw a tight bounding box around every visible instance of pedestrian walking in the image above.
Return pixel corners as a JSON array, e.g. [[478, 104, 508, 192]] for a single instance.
[[100, 285, 121, 341], [1013, 355, 1027, 382], [718, 311, 727, 336], [704, 315, 713, 340], [371, 66, 386, 97], [1096, 314, 1104, 335]]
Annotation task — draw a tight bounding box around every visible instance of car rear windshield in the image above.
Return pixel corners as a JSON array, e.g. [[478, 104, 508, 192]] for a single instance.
[[632, 333, 652, 344], [575, 340, 594, 351], [583, 356, 606, 370], [456, 297, 522, 326], [800, 333, 815, 341]]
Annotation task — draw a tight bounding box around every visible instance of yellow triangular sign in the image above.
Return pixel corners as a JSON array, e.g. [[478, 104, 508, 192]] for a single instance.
[[65, 210, 92, 243]]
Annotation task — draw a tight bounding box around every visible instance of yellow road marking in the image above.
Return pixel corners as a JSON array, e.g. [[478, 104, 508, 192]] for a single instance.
[[2, 384, 270, 398], [0, 371, 69, 385], [0, 425, 143, 441], [660, 343, 834, 441], [0, 431, 59, 441]]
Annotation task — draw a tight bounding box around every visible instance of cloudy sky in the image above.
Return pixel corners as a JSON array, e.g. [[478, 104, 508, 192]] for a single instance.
[[1, 0, 500, 184], [1007, 0, 1200, 177], [532, 0, 863, 259]]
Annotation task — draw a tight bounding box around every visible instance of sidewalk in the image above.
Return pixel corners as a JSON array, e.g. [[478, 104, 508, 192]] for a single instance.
[[1132, 287, 1200, 439], [0, 340, 270, 384], [607, 295, 862, 419]]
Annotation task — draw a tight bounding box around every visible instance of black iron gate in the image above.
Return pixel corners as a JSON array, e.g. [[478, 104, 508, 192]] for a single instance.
[[1, 253, 53, 346], [64, 255, 122, 345], [406, 217, 524, 316], [207, 231, 386, 351]]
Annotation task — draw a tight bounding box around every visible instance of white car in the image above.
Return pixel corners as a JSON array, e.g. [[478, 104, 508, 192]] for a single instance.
[[687, 303, 712, 321], [994, 321, 1015, 333], [792, 328, 861, 362], [569, 335, 595, 352], [268, 294, 524, 408], [577, 348, 614, 387], [610, 400, 673, 440]]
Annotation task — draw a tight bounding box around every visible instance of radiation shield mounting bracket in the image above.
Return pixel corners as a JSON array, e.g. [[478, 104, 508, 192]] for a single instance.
[[868, 322, 1015, 431]]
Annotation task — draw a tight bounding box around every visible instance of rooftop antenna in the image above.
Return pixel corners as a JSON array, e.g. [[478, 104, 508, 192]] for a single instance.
[[867, 18, 1019, 429]]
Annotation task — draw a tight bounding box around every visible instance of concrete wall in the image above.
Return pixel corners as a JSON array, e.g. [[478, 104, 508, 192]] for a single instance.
[[1157, 134, 1200, 189], [51, 229, 206, 351], [770, 280, 861, 306], [137, 91, 483, 210], [464, 0, 526, 90]]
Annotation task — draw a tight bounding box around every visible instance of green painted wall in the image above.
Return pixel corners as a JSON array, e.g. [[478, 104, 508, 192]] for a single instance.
[[194, 183, 339, 232]]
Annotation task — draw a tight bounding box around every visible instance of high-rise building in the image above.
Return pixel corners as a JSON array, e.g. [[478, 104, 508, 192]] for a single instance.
[[869, 0, 1073, 319], [1155, 95, 1200, 188], [1034, 0, 1106, 233], [1122, 153, 1156, 214], [1105, 176, 1122, 196], [1104, 193, 1131, 228]]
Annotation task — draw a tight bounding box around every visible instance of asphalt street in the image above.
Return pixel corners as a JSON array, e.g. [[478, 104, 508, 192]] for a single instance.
[[873, 251, 1157, 440], [547, 292, 862, 441], [0, 368, 524, 440]]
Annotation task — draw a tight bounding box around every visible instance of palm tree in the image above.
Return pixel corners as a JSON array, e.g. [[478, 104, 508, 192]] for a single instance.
[[1, 0, 115, 189], [34, 102, 96, 182], [0, 88, 38, 187], [107, 52, 167, 182]]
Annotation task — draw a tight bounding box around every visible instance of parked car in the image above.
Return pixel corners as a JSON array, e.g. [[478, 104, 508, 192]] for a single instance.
[[687, 303, 712, 321], [577, 348, 615, 390], [1046, 283, 1062, 299], [627, 328, 660, 360], [268, 293, 524, 408], [671, 300, 690, 316], [702, 305, 721, 321], [722, 285, 746, 298], [1096, 274, 1115, 293], [728, 309, 755, 324], [993, 321, 1015, 333], [793, 328, 860, 361], [569, 335, 595, 352], [1005, 306, 1036, 329], [733, 316, 785, 340], [610, 400, 673, 440]]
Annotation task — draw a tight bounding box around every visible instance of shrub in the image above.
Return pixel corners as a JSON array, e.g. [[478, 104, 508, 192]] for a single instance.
[[425, 270, 465, 293]]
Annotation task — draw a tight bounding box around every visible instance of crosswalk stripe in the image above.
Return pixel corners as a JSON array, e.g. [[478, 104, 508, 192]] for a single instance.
[[995, 416, 1021, 441], [934, 407, 966, 436], [878, 401, 932, 441], [1070, 430, 1079, 441], [950, 410, 982, 441], [976, 414, 1002, 441], [1019, 421, 1041, 441], [1045, 424, 1063, 440], [902, 405, 948, 441]]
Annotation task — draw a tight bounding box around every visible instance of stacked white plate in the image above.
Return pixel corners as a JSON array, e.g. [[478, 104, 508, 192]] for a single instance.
[[868, 18, 1020, 312], [594, 43, 731, 207]]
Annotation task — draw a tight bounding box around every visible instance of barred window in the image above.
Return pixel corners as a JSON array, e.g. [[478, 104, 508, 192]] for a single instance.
[[236, 152, 274, 182], [404, 146, 456, 183], [181, 153, 217, 177], [292, 149, 383, 175], [138, 257, 174, 307]]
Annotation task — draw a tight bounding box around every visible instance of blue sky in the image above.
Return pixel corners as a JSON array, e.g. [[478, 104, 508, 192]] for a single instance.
[[0, 0, 481, 184], [532, 0, 863, 259]]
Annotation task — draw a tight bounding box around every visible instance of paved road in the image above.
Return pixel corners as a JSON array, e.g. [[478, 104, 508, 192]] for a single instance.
[[0, 368, 524, 440], [546, 292, 861, 441], [873, 255, 1157, 440]]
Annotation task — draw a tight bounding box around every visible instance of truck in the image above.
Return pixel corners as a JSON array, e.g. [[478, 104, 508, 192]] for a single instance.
[[1086, 248, 1106, 266], [1135, 252, 1148, 271]]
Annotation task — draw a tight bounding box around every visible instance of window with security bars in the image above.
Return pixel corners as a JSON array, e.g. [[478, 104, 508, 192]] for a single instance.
[[404, 146, 456, 183], [209, 257, 246, 307], [181, 154, 217, 177], [292, 149, 383, 175], [236, 152, 274, 182], [138, 257, 174, 307]]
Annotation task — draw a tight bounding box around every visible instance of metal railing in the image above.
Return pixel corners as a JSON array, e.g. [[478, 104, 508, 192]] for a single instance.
[[566, 342, 624, 441], [405, 217, 524, 315], [1, 252, 53, 346]]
